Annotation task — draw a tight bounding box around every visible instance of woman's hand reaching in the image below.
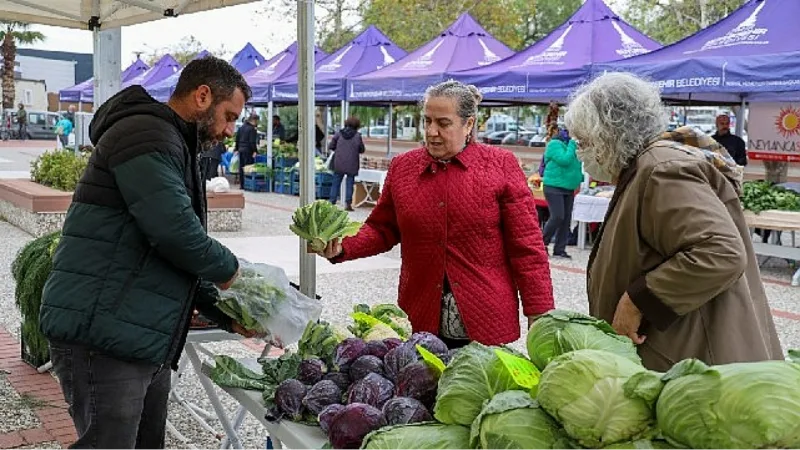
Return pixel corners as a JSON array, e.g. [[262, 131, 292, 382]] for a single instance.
[[307, 238, 343, 260]]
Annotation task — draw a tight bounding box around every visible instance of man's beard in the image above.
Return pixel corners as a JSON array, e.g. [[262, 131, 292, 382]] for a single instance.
[[195, 106, 217, 152]]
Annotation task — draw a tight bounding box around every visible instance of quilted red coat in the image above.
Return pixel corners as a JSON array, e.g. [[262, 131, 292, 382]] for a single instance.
[[334, 142, 554, 345]]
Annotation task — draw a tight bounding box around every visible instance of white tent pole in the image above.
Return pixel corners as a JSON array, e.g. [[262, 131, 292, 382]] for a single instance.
[[297, 0, 316, 299], [387, 102, 393, 157], [735, 96, 746, 137], [340, 100, 346, 128], [267, 101, 274, 167], [324, 104, 331, 153], [92, 27, 121, 110]]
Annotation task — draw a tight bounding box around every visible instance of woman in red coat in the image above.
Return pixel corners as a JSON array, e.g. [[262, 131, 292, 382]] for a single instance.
[[315, 80, 554, 348]]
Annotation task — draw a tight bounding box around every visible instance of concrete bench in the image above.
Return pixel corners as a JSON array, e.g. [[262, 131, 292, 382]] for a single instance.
[[0, 179, 244, 237]]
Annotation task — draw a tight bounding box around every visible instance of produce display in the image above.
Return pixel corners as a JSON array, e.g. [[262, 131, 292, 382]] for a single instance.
[[209, 308, 800, 450], [290, 200, 363, 253], [741, 180, 800, 213]]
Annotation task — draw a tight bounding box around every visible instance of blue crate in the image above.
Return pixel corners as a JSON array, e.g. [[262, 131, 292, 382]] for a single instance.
[[244, 177, 270, 192], [254, 154, 268, 164], [315, 184, 332, 199], [291, 170, 300, 183], [244, 172, 269, 181], [315, 172, 334, 185], [274, 182, 292, 195], [291, 182, 300, 196], [274, 156, 298, 169]]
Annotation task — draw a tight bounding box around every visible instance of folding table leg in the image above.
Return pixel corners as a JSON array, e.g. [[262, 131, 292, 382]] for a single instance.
[[220, 406, 248, 449], [185, 344, 244, 449]]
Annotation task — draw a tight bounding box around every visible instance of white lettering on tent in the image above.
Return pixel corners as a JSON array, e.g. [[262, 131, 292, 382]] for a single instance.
[[318, 45, 353, 73], [655, 77, 722, 89], [378, 46, 396, 69], [612, 21, 649, 58], [512, 25, 572, 67], [688, 0, 769, 54], [477, 39, 502, 66], [402, 41, 445, 71]]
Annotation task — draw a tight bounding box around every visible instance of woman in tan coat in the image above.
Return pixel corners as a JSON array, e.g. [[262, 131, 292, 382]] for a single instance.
[[565, 72, 784, 372]]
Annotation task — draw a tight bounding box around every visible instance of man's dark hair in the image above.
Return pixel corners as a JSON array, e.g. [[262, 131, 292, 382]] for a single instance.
[[345, 116, 361, 130], [273, 115, 281, 122], [172, 56, 252, 103]]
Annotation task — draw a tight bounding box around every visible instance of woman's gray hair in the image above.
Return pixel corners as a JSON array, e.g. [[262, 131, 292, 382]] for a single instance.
[[422, 79, 483, 123], [565, 72, 668, 176]]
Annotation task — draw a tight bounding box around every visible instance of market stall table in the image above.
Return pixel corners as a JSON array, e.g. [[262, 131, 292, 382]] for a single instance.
[[199, 357, 328, 449], [743, 209, 800, 286], [353, 169, 387, 207], [572, 194, 610, 249]]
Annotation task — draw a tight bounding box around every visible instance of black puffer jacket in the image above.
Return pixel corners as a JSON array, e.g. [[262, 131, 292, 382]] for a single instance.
[[40, 86, 239, 368]]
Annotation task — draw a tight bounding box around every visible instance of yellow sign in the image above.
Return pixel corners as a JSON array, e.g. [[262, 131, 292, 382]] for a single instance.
[[494, 349, 541, 391], [416, 345, 446, 375]]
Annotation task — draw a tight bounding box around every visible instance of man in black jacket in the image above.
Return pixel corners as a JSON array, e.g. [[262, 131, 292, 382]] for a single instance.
[[235, 112, 259, 189], [40, 56, 253, 449], [712, 114, 748, 166]]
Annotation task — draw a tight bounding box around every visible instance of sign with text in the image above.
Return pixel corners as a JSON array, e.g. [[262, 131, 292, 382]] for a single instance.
[[747, 102, 800, 162]]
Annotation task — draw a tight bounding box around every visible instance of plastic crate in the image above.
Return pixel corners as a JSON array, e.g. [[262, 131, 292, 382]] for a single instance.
[[315, 184, 332, 199], [291, 182, 300, 196], [274, 182, 294, 195], [244, 177, 271, 192], [315, 172, 334, 185], [274, 156, 298, 169]]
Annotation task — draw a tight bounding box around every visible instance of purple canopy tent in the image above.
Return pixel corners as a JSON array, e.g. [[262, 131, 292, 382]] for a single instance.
[[146, 50, 212, 102], [347, 13, 513, 103], [597, 0, 800, 103], [271, 25, 407, 103], [449, 0, 660, 103], [122, 54, 182, 90], [246, 42, 328, 104], [59, 58, 149, 103], [230, 42, 266, 74]]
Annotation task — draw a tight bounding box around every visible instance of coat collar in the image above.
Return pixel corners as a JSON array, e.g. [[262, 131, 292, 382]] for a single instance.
[[417, 141, 481, 175]]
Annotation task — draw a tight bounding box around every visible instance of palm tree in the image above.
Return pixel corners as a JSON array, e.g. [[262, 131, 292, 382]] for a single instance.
[[1, 21, 45, 111]]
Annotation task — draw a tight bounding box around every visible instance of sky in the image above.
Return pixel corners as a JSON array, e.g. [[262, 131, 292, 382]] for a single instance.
[[23, 0, 629, 65]]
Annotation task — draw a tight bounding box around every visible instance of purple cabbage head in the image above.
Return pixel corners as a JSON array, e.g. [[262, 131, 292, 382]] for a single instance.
[[318, 403, 345, 434], [349, 355, 385, 381], [323, 371, 351, 393], [346, 372, 394, 409], [396, 361, 439, 409], [334, 338, 367, 370], [302, 379, 343, 416], [381, 396, 432, 426], [274, 379, 308, 421], [383, 343, 419, 382], [327, 403, 386, 449], [364, 340, 390, 359], [382, 338, 403, 351], [297, 358, 327, 385], [408, 332, 448, 356]]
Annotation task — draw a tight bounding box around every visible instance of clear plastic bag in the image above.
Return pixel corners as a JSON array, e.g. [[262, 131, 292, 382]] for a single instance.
[[216, 260, 322, 347]]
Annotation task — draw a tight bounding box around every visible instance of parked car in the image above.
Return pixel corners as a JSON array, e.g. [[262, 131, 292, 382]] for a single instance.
[[501, 131, 536, 146], [482, 130, 514, 145], [2, 110, 60, 140]]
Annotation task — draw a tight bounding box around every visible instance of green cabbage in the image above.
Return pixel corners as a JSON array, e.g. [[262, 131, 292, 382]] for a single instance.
[[360, 422, 470, 449], [434, 342, 525, 426], [604, 439, 675, 449], [537, 349, 662, 448], [526, 309, 641, 370], [656, 358, 800, 449], [470, 390, 572, 449]]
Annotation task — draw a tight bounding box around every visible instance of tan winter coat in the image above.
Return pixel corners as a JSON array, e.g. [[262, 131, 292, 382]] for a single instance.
[[587, 127, 784, 372]]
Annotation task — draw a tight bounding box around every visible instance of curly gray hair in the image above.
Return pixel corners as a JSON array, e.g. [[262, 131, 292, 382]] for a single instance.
[[565, 72, 668, 178], [422, 79, 483, 124]]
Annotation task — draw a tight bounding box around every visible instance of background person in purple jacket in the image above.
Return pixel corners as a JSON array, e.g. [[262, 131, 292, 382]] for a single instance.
[[328, 116, 365, 211]]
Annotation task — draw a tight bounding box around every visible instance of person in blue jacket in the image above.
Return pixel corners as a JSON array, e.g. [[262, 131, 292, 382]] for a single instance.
[[542, 126, 583, 258], [55, 114, 73, 148]]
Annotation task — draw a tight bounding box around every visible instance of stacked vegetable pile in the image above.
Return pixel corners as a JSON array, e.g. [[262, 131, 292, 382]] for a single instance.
[[290, 200, 362, 253], [741, 180, 800, 213], [213, 308, 800, 449], [12, 231, 61, 366]]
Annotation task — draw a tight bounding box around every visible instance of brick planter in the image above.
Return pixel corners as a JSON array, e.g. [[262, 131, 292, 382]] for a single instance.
[[0, 180, 245, 236]]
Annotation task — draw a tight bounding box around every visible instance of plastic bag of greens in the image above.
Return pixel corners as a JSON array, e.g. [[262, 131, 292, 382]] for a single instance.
[[215, 260, 322, 346]]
